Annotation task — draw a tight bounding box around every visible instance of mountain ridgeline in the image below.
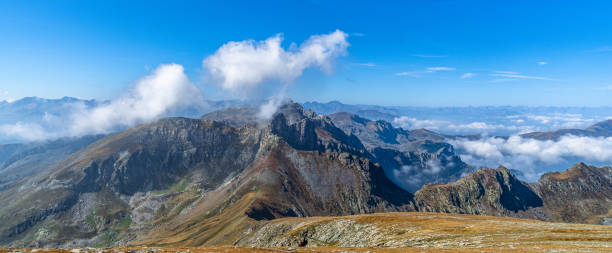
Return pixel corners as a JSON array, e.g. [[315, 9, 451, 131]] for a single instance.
[[0, 102, 609, 247]]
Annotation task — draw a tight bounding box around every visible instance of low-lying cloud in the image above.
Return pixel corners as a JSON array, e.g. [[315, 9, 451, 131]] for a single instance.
[[0, 64, 205, 142], [392, 116, 527, 134], [392, 116, 444, 130], [69, 64, 204, 136], [392, 112, 610, 136], [450, 135, 612, 180]]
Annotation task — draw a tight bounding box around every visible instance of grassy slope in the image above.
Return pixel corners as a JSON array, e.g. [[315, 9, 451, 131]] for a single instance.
[[5, 212, 611, 252]]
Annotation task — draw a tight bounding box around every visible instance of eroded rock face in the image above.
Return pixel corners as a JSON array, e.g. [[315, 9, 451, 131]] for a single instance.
[[67, 118, 262, 195], [413, 164, 611, 224], [239, 146, 415, 220], [326, 111, 471, 193], [414, 167, 545, 219], [535, 163, 612, 223]]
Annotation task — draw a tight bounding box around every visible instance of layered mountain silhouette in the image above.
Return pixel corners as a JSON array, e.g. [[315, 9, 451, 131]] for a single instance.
[[521, 119, 612, 140], [0, 102, 610, 247]]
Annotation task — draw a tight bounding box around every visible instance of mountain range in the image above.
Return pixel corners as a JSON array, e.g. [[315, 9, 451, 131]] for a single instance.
[[0, 102, 609, 248]]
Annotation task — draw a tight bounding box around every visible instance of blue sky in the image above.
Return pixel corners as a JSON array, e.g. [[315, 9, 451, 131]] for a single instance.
[[2, 0, 612, 106]]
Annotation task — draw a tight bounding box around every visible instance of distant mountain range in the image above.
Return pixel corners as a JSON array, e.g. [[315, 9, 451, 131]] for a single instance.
[[303, 101, 612, 136], [0, 102, 609, 248], [0, 97, 253, 144], [520, 119, 612, 140], [2, 97, 612, 144]]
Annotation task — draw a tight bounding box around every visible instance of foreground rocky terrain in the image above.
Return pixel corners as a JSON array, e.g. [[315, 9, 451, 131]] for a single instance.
[[4, 212, 612, 252], [0, 102, 610, 248]]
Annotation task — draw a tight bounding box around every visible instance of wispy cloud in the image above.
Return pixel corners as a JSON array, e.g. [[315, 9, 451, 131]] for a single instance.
[[493, 70, 519, 74], [461, 73, 475, 79], [355, 62, 376, 67], [395, 71, 420, 77], [490, 78, 519, 83], [396, 66, 455, 77], [351, 32, 366, 37], [537, 61, 548, 65], [489, 73, 556, 81], [412, 54, 447, 58], [0, 90, 8, 101], [426, 67, 455, 72]]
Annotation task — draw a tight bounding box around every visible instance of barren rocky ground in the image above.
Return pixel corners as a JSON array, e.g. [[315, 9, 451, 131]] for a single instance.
[[3, 212, 611, 252]]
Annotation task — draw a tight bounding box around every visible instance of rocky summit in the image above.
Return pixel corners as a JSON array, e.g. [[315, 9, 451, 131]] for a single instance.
[[0, 102, 610, 249]]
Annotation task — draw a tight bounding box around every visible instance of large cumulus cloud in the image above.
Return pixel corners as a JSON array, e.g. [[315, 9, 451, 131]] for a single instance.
[[203, 30, 349, 119], [203, 30, 349, 90]]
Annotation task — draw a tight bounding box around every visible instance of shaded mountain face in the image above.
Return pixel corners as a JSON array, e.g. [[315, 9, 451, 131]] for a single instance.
[[199, 107, 259, 128], [327, 112, 446, 152], [415, 166, 546, 220], [0, 135, 104, 191], [535, 163, 612, 224], [414, 163, 612, 224], [326, 112, 470, 192], [521, 119, 612, 140], [371, 146, 471, 193]]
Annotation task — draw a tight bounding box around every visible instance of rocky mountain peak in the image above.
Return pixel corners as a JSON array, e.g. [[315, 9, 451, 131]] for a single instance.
[[275, 101, 317, 124], [415, 166, 544, 216]]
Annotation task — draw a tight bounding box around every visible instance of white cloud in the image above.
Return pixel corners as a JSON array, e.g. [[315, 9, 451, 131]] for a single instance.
[[426, 67, 455, 72], [257, 95, 287, 120], [537, 61, 548, 65], [396, 67, 455, 78], [203, 30, 349, 91], [355, 62, 376, 67], [395, 71, 420, 77], [393, 116, 525, 134], [0, 122, 55, 142], [0, 64, 205, 141], [450, 135, 612, 180], [493, 70, 519, 74], [461, 73, 475, 79], [489, 73, 556, 81], [448, 122, 514, 132], [524, 113, 597, 129], [69, 64, 203, 136], [203, 30, 348, 119], [411, 54, 447, 58], [392, 116, 445, 130]]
